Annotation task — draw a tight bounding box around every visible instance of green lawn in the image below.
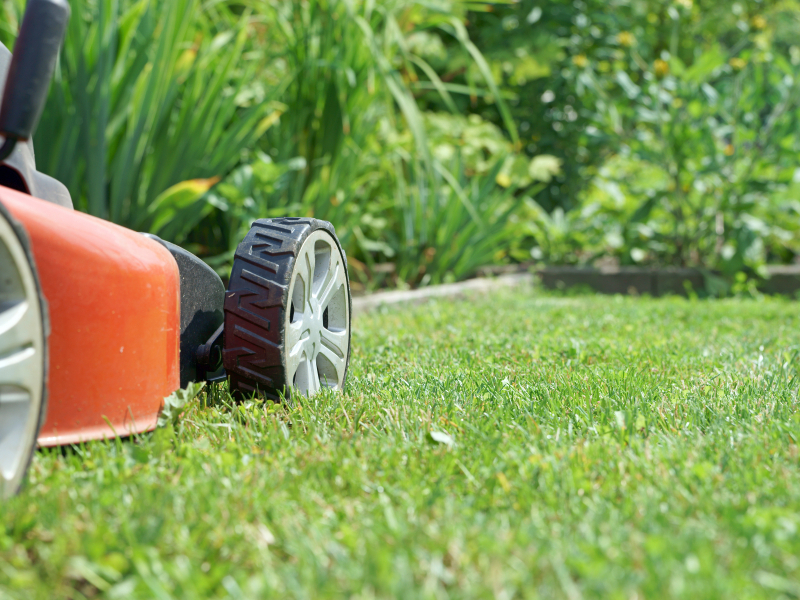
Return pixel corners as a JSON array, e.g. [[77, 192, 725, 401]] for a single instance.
[[3, 289, 800, 599]]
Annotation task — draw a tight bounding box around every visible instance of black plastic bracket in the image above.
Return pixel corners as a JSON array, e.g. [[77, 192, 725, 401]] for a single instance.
[[140, 233, 225, 386], [196, 322, 226, 383]]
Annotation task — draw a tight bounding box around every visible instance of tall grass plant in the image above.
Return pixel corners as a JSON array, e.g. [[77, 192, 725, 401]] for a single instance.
[[3, 0, 273, 240], [185, 0, 533, 285]]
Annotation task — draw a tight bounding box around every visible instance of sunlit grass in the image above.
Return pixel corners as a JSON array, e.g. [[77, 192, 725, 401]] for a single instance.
[[3, 289, 800, 599]]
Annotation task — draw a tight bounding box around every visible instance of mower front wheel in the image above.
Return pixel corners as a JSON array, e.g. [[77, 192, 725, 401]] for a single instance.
[[223, 218, 351, 400], [0, 201, 47, 498]]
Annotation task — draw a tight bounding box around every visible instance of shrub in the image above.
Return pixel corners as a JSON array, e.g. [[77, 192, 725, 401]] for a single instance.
[[185, 0, 541, 286]]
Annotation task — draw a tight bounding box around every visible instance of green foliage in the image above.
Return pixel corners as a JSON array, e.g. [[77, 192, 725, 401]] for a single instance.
[[2, 0, 538, 287], [2, 0, 271, 234], [5, 291, 800, 597], [7, 0, 800, 279], [469, 0, 800, 273], [182, 0, 540, 285], [157, 382, 205, 428], [422, 0, 604, 211], [567, 0, 800, 274], [387, 155, 523, 286]]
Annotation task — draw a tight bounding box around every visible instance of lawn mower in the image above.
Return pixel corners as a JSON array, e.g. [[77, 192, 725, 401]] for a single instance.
[[0, 0, 352, 497]]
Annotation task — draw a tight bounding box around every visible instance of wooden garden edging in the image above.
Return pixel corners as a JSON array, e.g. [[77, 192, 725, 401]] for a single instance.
[[537, 265, 800, 297], [350, 264, 800, 318]]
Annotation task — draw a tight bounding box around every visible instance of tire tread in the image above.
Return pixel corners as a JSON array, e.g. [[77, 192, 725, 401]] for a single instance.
[[223, 218, 349, 400]]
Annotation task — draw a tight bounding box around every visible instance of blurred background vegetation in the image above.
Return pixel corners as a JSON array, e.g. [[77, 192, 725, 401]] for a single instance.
[[2, 0, 800, 289]]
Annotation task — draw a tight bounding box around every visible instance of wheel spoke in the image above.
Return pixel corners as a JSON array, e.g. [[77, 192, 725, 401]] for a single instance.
[[300, 247, 315, 310], [285, 320, 305, 353], [0, 346, 39, 395], [317, 261, 343, 309], [285, 322, 306, 382], [307, 357, 320, 395], [318, 344, 347, 384], [313, 245, 336, 297], [0, 395, 31, 481], [0, 301, 37, 358], [321, 327, 348, 359], [292, 272, 306, 315], [0, 299, 41, 396]]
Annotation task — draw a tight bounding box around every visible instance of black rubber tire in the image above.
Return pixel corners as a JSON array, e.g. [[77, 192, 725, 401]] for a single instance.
[[223, 218, 352, 400], [0, 199, 48, 497]]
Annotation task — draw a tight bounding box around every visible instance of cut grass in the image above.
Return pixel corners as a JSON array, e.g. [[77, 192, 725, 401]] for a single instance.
[[3, 289, 800, 599]]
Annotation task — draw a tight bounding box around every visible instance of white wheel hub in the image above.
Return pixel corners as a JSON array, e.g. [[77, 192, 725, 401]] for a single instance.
[[285, 230, 350, 397], [0, 211, 45, 497]]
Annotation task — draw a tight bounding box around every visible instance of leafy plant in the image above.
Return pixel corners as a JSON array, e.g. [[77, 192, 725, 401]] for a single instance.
[[388, 155, 525, 286], [2, 0, 272, 238], [190, 0, 538, 286], [2, 0, 559, 287], [565, 3, 800, 274], [508, 0, 800, 275]]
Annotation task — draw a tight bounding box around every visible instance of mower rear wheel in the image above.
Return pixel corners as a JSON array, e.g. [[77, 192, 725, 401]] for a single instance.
[[0, 201, 47, 498], [223, 218, 351, 400]]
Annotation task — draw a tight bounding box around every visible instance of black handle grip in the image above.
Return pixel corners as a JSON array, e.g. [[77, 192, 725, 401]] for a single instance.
[[0, 0, 70, 142]]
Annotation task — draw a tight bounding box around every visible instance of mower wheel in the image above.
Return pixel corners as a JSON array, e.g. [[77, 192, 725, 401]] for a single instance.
[[0, 200, 47, 498], [223, 218, 351, 400]]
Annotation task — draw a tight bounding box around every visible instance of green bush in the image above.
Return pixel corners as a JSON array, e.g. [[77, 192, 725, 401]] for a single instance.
[[175, 0, 543, 286], [2, 0, 543, 288], [460, 0, 800, 274], [11, 0, 798, 280]]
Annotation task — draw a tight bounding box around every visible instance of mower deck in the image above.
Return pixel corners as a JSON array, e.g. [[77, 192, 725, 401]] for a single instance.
[[2, 187, 180, 446]]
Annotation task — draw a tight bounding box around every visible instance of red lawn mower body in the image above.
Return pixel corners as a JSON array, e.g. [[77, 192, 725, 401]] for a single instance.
[[2, 188, 181, 446]]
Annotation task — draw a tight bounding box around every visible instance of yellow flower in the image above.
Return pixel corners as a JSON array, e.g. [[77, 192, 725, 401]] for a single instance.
[[752, 15, 767, 29], [572, 54, 588, 68], [496, 472, 511, 493], [175, 49, 197, 74], [496, 172, 512, 188], [729, 57, 747, 70], [654, 59, 670, 78], [617, 31, 635, 47], [724, 144, 735, 156]]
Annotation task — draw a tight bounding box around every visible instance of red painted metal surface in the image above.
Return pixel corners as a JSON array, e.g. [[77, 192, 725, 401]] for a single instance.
[[1, 187, 180, 446]]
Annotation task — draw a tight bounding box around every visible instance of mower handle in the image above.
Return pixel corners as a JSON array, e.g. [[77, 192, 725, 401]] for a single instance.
[[0, 0, 70, 161]]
